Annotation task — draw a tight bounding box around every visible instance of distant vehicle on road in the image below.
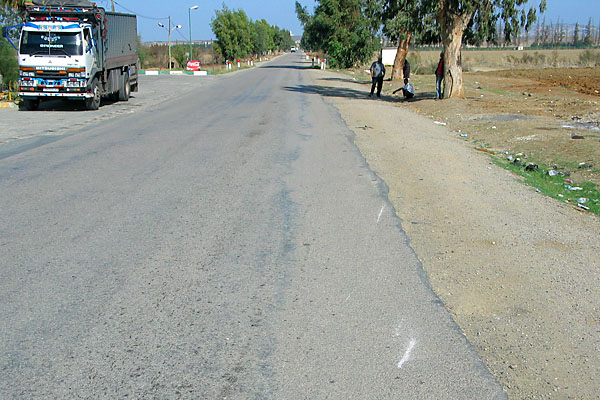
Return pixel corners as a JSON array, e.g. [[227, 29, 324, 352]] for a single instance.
[[3, 0, 139, 111], [290, 47, 297, 52]]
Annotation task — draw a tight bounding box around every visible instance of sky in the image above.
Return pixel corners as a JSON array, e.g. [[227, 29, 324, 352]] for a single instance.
[[95, 0, 318, 42], [94, 0, 600, 43]]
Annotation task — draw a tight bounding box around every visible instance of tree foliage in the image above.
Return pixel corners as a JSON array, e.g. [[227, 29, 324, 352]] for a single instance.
[[253, 19, 275, 55], [406, 0, 547, 98], [364, 0, 433, 80], [211, 5, 295, 61], [211, 6, 254, 61], [583, 17, 593, 46], [295, 0, 378, 68], [0, 4, 19, 86], [0, 0, 24, 8], [273, 26, 295, 52]]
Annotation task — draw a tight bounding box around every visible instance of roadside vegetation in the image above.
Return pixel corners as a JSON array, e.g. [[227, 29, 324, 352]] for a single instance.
[[296, 0, 548, 99], [345, 52, 600, 216], [493, 156, 599, 214], [0, 4, 19, 93], [210, 6, 294, 63]]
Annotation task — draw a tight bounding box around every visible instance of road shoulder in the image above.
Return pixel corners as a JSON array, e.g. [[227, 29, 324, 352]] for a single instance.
[[306, 67, 600, 399]]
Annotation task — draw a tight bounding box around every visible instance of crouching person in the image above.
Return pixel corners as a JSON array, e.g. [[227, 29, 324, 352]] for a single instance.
[[393, 78, 414, 99]]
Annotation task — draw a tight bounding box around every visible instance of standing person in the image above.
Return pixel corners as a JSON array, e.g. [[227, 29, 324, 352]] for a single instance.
[[369, 56, 385, 98], [403, 59, 410, 82], [435, 52, 444, 99]]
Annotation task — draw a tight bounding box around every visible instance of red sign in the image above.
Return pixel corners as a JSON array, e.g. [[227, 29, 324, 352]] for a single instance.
[[186, 60, 201, 71]]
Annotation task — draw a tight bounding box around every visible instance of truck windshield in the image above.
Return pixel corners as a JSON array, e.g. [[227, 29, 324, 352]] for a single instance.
[[20, 31, 83, 56]]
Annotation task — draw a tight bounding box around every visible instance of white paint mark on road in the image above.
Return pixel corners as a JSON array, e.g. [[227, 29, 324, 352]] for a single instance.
[[345, 291, 353, 302], [397, 339, 417, 369], [377, 204, 386, 224]]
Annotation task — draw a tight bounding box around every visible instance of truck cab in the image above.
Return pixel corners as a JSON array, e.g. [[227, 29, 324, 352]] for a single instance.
[[18, 22, 97, 107]]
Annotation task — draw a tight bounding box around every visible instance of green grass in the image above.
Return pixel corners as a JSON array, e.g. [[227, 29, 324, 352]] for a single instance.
[[209, 65, 254, 75], [481, 87, 510, 96], [493, 156, 600, 215]]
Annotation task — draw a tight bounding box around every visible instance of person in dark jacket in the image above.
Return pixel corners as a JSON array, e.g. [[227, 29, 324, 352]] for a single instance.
[[369, 56, 385, 98], [403, 59, 410, 82], [435, 52, 444, 99]]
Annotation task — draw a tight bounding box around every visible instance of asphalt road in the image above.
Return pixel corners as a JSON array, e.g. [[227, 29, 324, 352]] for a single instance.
[[0, 54, 506, 399]]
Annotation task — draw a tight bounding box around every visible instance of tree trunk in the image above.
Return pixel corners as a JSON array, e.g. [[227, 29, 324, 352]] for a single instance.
[[391, 32, 412, 81], [437, 3, 473, 99]]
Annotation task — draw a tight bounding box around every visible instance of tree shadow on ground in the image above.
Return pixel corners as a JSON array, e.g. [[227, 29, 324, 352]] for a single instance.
[[259, 65, 312, 70], [284, 83, 438, 103], [283, 84, 400, 102], [318, 77, 370, 85], [393, 90, 438, 102]]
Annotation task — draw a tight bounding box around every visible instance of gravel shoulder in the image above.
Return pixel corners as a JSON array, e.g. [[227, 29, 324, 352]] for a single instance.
[[306, 67, 600, 399]]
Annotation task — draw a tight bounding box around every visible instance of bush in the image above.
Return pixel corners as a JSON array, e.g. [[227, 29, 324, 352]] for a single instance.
[[0, 38, 18, 89], [578, 50, 600, 67], [506, 51, 547, 66]]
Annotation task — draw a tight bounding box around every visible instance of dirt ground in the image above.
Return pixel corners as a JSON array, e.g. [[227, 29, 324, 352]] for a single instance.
[[307, 64, 600, 399], [382, 67, 600, 188], [495, 67, 600, 97]]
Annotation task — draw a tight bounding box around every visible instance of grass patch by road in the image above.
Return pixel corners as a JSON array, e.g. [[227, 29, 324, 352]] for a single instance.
[[493, 156, 600, 215]]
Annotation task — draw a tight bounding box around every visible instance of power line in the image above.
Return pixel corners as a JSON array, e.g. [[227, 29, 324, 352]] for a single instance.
[[113, 1, 168, 21], [174, 28, 189, 42]]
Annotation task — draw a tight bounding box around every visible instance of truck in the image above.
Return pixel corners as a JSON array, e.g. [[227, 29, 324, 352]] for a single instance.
[[3, 0, 139, 111]]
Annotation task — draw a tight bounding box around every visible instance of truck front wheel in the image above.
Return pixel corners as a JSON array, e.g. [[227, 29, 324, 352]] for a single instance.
[[19, 98, 40, 111], [85, 78, 101, 110]]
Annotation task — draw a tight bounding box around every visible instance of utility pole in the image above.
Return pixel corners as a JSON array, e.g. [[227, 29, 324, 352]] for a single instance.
[[111, 0, 115, 12], [168, 16, 172, 71], [158, 17, 182, 71]]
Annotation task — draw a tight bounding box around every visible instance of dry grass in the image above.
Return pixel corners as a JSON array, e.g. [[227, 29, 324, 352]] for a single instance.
[[407, 48, 600, 74]]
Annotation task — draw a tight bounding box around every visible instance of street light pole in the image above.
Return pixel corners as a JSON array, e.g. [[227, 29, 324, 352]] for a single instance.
[[189, 5, 199, 62]]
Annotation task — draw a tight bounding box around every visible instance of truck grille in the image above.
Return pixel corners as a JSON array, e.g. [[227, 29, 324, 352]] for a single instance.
[[34, 69, 68, 80]]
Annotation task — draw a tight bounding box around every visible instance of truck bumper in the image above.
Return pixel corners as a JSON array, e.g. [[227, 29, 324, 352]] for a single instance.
[[19, 91, 92, 99]]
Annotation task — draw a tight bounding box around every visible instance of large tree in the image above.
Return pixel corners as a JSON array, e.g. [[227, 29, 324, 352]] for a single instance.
[[583, 17, 593, 46], [211, 6, 254, 61], [253, 19, 275, 55], [296, 0, 377, 68], [424, 0, 546, 98], [364, 0, 430, 80]]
